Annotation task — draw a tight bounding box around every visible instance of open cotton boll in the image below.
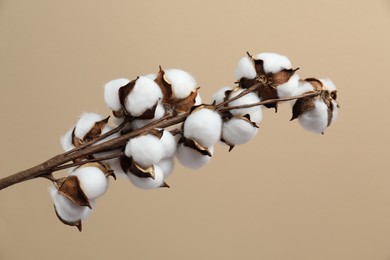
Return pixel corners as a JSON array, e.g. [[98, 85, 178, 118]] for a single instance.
[[298, 99, 329, 134], [211, 86, 233, 105], [49, 186, 94, 224], [60, 128, 75, 152], [125, 134, 165, 168], [176, 144, 214, 169], [160, 130, 177, 158], [183, 108, 222, 147], [276, 73, 300, 99], [156, 158, 174, 178], [131, 103, 165, 130], [222, 118, 258, 146], [320, 78, 337, 92], [128, 165, 164, 189], [164, 69, 197, 99], [228, 89, 263, 124], [104, 78, 130, 112], [236, 56, 256, 80], [70, 166, 109, 200], [74, 112, 105, 139], [255, 53, 292, 74], [125, 76, 163, 117]]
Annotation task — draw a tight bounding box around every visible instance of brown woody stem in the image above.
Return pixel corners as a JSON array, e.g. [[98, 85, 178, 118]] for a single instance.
[[0, 84, 319, 191]]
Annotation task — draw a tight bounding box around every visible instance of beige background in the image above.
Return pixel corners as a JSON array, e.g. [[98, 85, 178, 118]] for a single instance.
[[0, 1, 389, 259]]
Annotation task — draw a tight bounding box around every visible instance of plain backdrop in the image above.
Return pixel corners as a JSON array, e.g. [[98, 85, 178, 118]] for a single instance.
[[0, 1, 389, 259]]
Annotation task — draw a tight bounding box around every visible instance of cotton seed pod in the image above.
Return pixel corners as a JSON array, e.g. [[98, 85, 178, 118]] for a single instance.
[[176, 143, 214, 169], [127, 164, 165, 190], [156, 158, 175, 178], [183, 106, 222, 148], [104, 78, 130, 114], [119, 76, 163, 118], [164, 68, 197, 99], [291, 78, 339, 134], [227, 87, 263, 124], [221, 116, 258, 150], [131, 103, 166, 130], [125, 133, 165, 168], [70, 164, 110, 200], [49, 185, 95, 232], [255, 53, 292, 74]]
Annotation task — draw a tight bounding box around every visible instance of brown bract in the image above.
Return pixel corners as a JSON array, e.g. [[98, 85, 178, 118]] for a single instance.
[[238, 52, 298, 111], [179, 136, 212, 157], [120, 156, 156, 179], [57, 175, 91, 209]]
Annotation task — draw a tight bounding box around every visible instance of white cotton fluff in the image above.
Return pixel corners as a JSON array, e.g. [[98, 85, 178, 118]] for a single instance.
[[164, 69, 197, 99], [228, 89, 263, 124], [320, 78, 337, 92], [298, 99, 329, 134], [160, 130, 177, 158], [195, 93, 202, 106], [107, 158, 127, 178], [211, 86, 233, 105], [125, 134, 165, 168], [156, 158, 174, 178], [60, 128, 75, 152], [49, 186, 94, 223], [131, 103, 165, 130], [235, 56, 256, 80], [74, 112, 105, 139], [255, 53, 292, 74], [292, 80, 315, 96], [222, 118, 258, 145], [276, 73, 300, 99], [125, 76, 163, 117], [104, 78, 130, 112], [176, 144, 214, 169], [183, 108, 222, 147], [144, 73, 157, 80], [70, 166, 109, 200], [128, 165, 164, 190]]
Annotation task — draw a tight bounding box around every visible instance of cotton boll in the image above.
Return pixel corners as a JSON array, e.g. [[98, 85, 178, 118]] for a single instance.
[[164, 69, 197, 99], [298, 99, 329, 134], [70, 166, 109, 200], [236, 56, 256, 80], [320, 78, 337, 92], [160, 130, 177, 158], [276, 73, 300, 99], [131, 103, 165, 130], [228, 89, 263, 124], [156, 158, 174, 178], [176, 144, 214, 169], [125, 76, 163, 117], [104, 78, 130, 112], [60, 128, 75, 152], [292, 80, 315, 96], [211, 86, 233, 105], [183, 108, 222, 147], [74, 112, 105, 139], [222, 118, 258, 146], [125, 134, 165, 168], [255, 53, 292, 73], [128, 165, 164, 189], [49, 186, 94, 224]]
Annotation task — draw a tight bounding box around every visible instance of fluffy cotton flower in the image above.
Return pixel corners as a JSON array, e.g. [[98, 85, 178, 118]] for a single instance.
[[164, 69, 197, 99], [235, 56, 256, 80], [176, 144, 214, 169], [160, 130, 177, 158], [131, 103, 165, 130], [74, 112, 105, 139], [156, 158, 174, 178], [124, 76, 163, 117], [255, 52, 292, 74], [70, 166, 109, 200], [125, 134, 164, 168], [298, 99, 329, 134], [183, 107, 222, 147], [104, 78, 130, 112], [228, 88, 263, 124], [49, 186, 94, 226], [222, 118, 258, 146], [128, 165, 164, 189]]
